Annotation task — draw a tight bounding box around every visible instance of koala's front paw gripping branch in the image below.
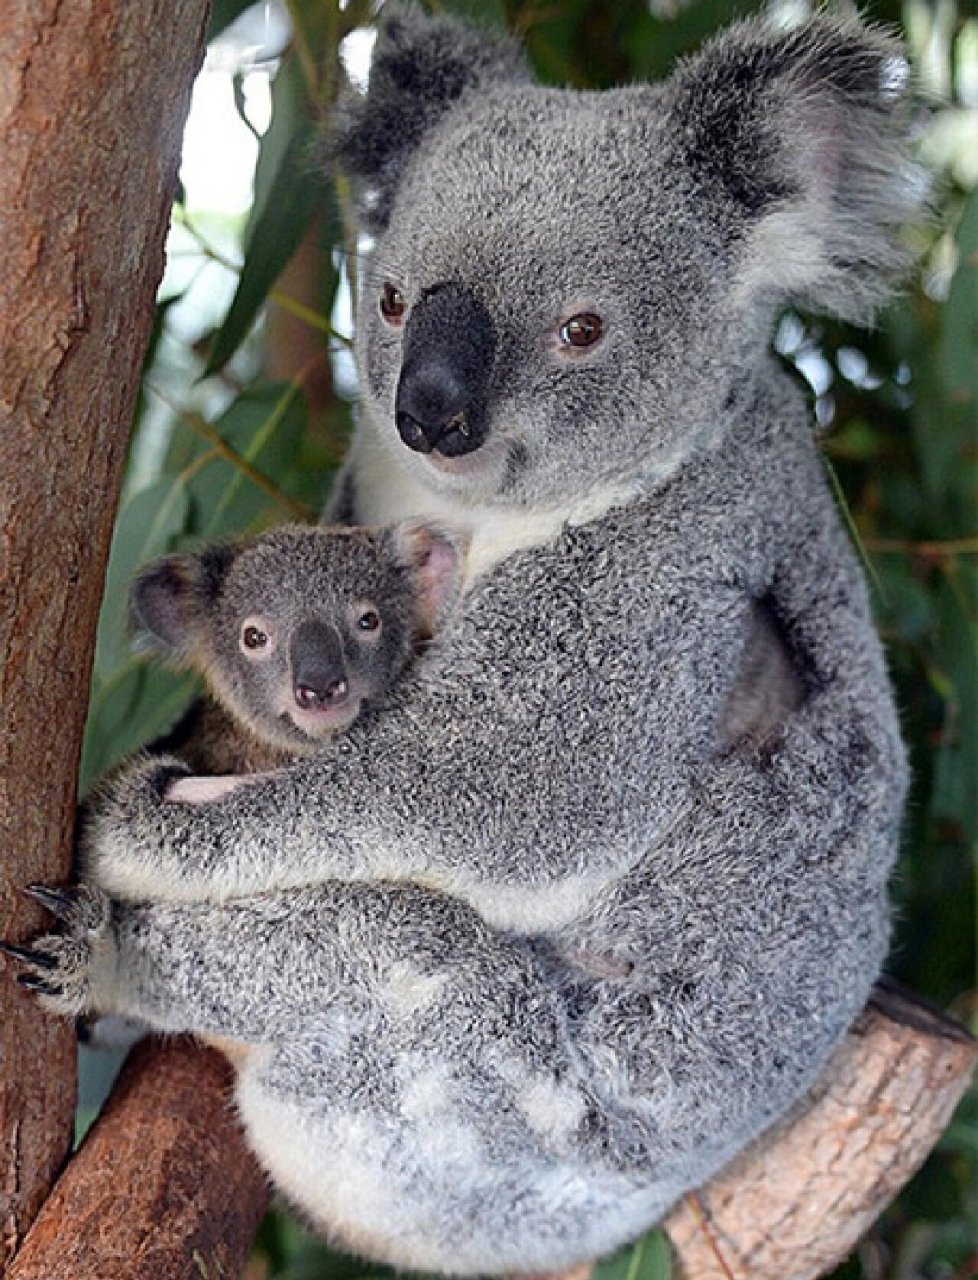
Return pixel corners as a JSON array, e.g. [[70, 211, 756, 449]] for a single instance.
[[4, 983, 973, 1280]]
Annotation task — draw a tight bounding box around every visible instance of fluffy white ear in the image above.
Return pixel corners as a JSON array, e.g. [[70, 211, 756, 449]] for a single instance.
[[665, 13, 928, 321], [391, 520, 469, 638], [332, 3, 531, 232]]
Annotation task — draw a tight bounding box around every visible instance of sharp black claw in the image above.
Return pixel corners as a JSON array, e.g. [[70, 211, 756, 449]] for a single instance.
[[16, 973, 63, 997], [0, 942, 58, 970], [24, 884, 76, 919]]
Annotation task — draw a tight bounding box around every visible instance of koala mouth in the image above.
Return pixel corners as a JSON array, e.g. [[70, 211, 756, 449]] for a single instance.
[[282, 700, 362, 739], [425, 446, 492, 476], [406, 429, 509, 488]]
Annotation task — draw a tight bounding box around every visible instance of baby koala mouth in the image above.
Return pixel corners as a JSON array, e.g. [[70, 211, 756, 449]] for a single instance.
[[284, 697, 362, 739]]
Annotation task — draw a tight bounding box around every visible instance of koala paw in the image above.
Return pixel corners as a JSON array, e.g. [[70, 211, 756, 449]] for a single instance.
[[166, 773, 251, 805], [80, 752, 193, 898], [1, 884, 114, 1018]]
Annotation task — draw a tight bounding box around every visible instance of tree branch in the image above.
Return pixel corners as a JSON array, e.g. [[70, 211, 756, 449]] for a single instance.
[[5, 1039, 270, 1280], [0, 0, 211, 1263], [663, 978, 976, 1279]]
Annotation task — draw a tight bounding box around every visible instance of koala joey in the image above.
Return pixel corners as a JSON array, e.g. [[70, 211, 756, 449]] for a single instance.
[[11, 7, 919, 1274], [133, 520, 464, 780]]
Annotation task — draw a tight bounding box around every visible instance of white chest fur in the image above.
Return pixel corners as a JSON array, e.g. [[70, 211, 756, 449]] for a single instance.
[[349, 426, 638, 584]]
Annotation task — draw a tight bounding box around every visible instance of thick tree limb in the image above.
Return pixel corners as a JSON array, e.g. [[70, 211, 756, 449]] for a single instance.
[[663, 978, 976, 1279], [5, 1038, 271, 1280], [7, 982, 972, 1279], [0, 0, 211, 1264]]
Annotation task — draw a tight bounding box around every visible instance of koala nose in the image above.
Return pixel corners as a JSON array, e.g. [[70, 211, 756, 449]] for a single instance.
[[290, 621, 348, 709], [396, 362, 471, 456], [395, 282, 496, 458]]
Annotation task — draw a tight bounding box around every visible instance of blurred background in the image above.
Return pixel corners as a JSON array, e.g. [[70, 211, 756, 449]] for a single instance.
[[77, 1, 977, 1276]]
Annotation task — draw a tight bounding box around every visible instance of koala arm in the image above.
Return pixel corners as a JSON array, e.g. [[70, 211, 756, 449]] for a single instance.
[[81, 521, 740, 915], [708, 422, 907, 858], [83, 411, 902, 916]]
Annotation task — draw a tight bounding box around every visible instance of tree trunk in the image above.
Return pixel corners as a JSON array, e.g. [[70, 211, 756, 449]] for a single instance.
[[5, 1040, 271, 1280], [0, 0, 211, 1265], [663, 978, 977, 1279]]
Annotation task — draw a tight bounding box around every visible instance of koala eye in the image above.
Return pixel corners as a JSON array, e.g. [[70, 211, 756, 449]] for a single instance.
[[240, 619, 273, 657], [356, 608, 382, 635], [380, 283, 406, 325], [559, 312, 604, 350]]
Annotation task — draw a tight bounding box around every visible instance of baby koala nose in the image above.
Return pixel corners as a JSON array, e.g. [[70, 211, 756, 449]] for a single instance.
[[290, 620, 348, 710], [294, 676, 349, 710]]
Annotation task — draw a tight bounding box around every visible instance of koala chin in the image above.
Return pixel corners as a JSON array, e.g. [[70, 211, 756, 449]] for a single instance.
[[16, 5, 919, 1273]]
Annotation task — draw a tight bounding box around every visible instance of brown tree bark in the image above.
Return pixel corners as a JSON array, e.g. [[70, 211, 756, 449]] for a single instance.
[[5, 1039, 271, 1280], [662, 979, 976, 1279], [0, 0, 211, 1266]]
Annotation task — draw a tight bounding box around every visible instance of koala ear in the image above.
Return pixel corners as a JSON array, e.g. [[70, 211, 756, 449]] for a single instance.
[[391, 520, 469, 638], [129, 545, 237, 661], [333, 3, 531, 232], [667, 14, 927, 321]]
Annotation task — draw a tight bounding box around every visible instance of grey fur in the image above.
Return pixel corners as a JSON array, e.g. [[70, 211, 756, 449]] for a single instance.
[[18, 7, 917, 1272]]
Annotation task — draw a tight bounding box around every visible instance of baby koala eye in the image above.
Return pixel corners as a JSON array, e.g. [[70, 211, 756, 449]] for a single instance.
[[355, 607, 382, 635], [559, 312, 604, 351], [380, 283, 406, 325], [240, 617, 274, 658]]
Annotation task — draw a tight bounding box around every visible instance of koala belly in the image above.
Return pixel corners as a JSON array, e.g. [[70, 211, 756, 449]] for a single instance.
[[234, 1056, 670, 1275]]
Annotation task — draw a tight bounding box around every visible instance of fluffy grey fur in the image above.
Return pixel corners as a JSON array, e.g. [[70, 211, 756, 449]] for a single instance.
[[15, 7, 918, 1272]]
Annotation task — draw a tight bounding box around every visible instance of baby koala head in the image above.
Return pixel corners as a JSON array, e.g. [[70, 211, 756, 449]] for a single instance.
[[131, 522, 464, 753]]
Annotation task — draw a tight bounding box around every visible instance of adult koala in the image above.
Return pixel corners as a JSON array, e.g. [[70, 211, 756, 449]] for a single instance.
[[19, 6, 919, 1273]]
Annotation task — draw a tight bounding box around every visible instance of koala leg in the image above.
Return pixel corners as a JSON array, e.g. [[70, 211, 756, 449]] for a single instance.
[[11, 880, 668, 1274]]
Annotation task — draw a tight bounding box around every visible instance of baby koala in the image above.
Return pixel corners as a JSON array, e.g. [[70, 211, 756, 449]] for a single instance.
[[133, 520, 464, 786]]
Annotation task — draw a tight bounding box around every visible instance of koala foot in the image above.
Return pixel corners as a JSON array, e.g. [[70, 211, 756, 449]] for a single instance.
[[1, 884, 114, 1018]]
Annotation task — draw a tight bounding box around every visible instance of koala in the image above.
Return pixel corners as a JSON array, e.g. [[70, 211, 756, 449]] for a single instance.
[[9, 8, 919, 1274], [131, 520, 464, 780]]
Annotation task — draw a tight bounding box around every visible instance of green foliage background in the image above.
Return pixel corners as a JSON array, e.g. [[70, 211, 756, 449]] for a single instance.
[[81, 1, 977, 1276]]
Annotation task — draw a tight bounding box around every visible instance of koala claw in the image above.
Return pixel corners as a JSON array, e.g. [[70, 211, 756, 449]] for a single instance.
[[16, 972, 68, 999], [2, 884, 114, 1017], [23, 883, 81, 920], [0, 941, 59, 969]]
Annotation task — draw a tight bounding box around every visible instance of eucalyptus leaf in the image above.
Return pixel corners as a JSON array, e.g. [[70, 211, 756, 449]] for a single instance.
[[441, 0, 507, 26], [187, 380, 309, 539], [204, 57, 327, 378], [82, 668, 199, 793], [208, 0, 260, 42], [592, 1231, 672, 1280]]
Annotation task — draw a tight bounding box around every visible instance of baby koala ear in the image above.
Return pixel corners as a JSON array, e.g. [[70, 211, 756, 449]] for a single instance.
[[390, 520, 469, 638], [129, 544, 237, 662], [332, 2, 532, 232]]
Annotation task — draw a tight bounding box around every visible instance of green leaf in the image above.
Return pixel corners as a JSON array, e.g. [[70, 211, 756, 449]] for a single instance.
[[908, 189, 978, 508], [937, 190, 978, 429], [208, 0, 258, 42], [442, 0, 507, 27], [203, 57, 327, 378], [592, 1230, 672, 1280], [81, 667, 198, 793], [185, 380, 310, 539]]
